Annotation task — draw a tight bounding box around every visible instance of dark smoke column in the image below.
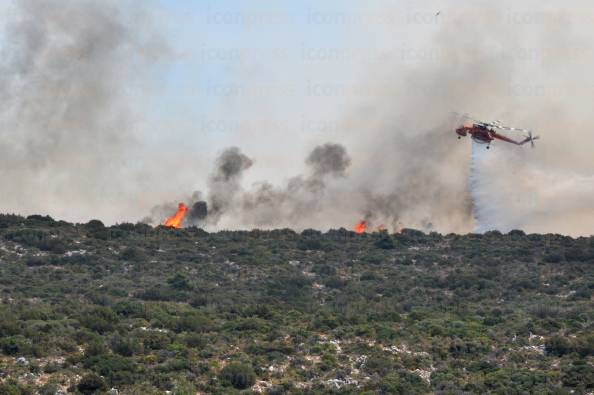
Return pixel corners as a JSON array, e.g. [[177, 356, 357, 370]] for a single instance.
[[306, 143, 351, 178], [206, 147, 254, 224], [188, 201, 208, 224]]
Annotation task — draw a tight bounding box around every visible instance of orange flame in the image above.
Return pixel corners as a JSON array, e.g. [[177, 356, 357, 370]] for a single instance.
[[164, 203, 188, 228], [354, 220, 367, 234]]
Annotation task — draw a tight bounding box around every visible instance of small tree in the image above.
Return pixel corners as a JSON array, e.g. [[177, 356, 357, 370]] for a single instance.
[[374, 234, 395, 249], [86, 219, 105, 230], [545, 335, 572, 356], [77, 373, 107, 395], [167, 273, 192, 290], [39, 383, 59, 395], [219, 363, 256, 389]]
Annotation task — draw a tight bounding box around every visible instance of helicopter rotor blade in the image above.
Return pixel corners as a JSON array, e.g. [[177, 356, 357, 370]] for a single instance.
[[497, 125, 533, 134], [451, 112, 482, 124]]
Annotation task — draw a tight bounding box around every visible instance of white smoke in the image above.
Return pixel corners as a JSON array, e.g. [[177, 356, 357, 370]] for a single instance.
[[0, 0, 166, 224], [470, 141, 594, 236]]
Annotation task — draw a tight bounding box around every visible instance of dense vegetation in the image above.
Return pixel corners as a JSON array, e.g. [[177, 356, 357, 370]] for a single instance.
[[0, 213, 592, 394]]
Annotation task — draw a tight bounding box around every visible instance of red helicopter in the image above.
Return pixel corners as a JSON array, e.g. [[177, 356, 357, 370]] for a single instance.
[[454, 113, 539, 149]]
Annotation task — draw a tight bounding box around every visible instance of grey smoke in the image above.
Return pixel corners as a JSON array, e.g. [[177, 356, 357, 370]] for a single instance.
[[189, 201, 208, 223], [193, 144, 348, 228], [348, 121, 473, 233], [211, 147, 254, 183], [207, 147, 254, 223], [306, 143, 351, 178], [0, 0, 165, 223], [145, 143, 353, 229], [199, 143, 353, 229]]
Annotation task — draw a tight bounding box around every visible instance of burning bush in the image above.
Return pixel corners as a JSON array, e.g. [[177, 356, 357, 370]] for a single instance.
[[164, 203, 188, 228]]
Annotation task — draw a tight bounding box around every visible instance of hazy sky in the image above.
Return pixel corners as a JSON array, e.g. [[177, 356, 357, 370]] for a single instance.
[[139, 0, 387, 181], [132, 0, 451, 188]]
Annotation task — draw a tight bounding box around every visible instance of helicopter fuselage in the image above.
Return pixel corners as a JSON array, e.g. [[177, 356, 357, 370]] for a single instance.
[[455, 124, 494, 144], [455, 123, 531, 148]]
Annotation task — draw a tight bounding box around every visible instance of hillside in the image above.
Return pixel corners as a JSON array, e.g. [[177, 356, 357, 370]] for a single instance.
[[0, 214, 593, 394]]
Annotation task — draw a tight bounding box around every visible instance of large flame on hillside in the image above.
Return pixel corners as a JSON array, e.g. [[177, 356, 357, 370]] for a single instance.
[[164, 203, 188, 228], [354, 220, 367, 234]]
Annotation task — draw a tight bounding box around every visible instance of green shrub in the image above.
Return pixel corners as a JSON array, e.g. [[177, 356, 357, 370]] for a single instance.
[[374, 234, 395, 249], [110, 334, 141, 356], [184, 333, 206, 349], [575, 334, 594, 357], [4, 229, 46, 245], [121, 247, 147, 262], [0, 383, 20, 395], [219, 363, 256, 389], [85, 219, 105, 230], [84, 354, 136, 385], [140, 331, 171, 350], [564, 246, 589, 262], [323, 276, 347, 289], [167, 273, 192, 290], [174, 313, 213, 333], [112, 301, 144, 317], [562, 360, 594, 388], [543, 251, 564, 263], [1, 335, 33, 356], [545, 335, 573, 356], [79, 307, 119, 334], [378, 373, 401, 394], [364, 354, 395, 375], [25, 256, 49, 267], [77, 373, 107, 395], [296, 238, 323, 251], [0, 318, 19, 337], [39, 382, 60, 395]]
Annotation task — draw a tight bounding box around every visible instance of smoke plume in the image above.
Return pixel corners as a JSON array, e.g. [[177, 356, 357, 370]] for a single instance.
[[207, 147, 254, 223], [471, 141, 594, 236], [188, 201, 208, 223], [231, 143, 353, 229], [306, 143, 351, 178], [0, 0, 164, 223]]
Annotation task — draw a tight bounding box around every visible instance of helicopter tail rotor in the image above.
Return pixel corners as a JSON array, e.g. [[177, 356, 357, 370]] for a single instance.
[[520, 131, 539, 148]]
